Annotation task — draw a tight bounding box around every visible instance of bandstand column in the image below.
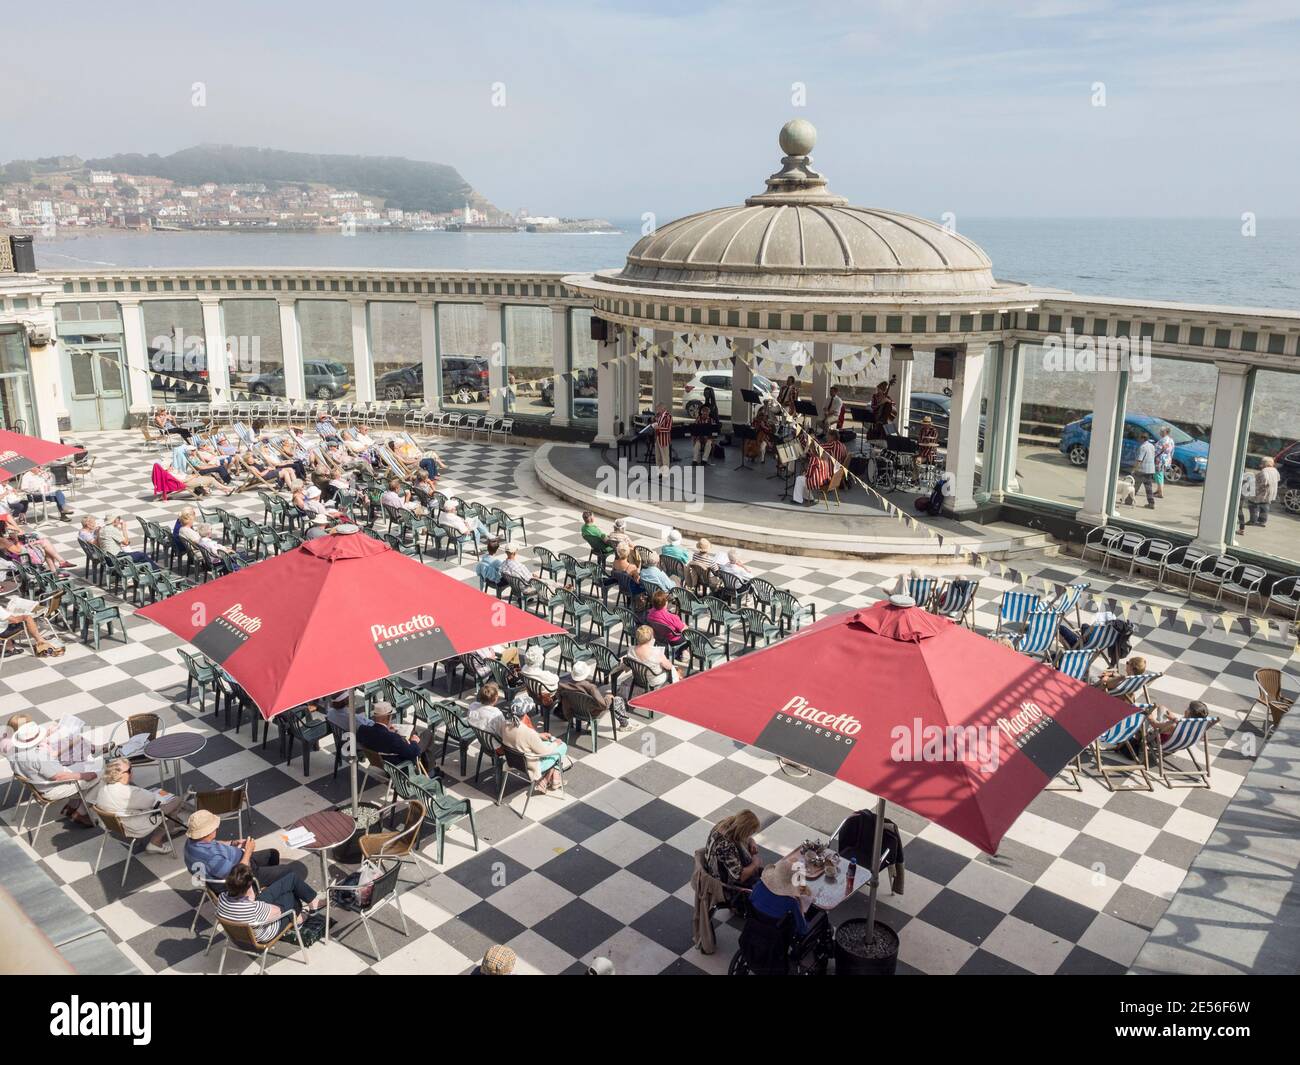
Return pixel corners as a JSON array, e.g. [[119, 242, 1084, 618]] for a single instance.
[[1076, 365, 1127, 526], [418, 300, 440, 410], [811, 342, 832, 413], [550, 305, 571, 427], [1193, 362, 1253, 552], [730, 338, 754, 425], [350, 299, 375, 404], [944, 342, 986, 515], [594, 327, 617, 445], [621, 329, 640, 423], [483, 301, 504, 417], [890, 344, 914, 434], [117, 298, 151, 413], [199, 297, 231, 405], [278, 298, 304, 402], [652, 329, 674, 413]]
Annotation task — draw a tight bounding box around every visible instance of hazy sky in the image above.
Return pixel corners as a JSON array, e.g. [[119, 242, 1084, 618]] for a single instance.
[[5, 0, 1298, 220]]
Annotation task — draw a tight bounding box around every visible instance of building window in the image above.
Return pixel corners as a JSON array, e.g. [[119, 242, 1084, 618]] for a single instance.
[[296, 301, 354, 402], [1229, 368, 1299, 564], [369, 302, 421, 404], [1007, 342, 1094, 511], [0, 329, 36, 434], [437, 304, 490, 412], [141, 300, 208, 403], [222, 299, 284, 401], [569, 308, 598, 425], [503, 305, 553, 421]]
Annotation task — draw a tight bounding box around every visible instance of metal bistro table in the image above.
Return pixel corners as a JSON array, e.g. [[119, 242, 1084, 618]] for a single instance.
[[287, 809, 359, 886], [142, 733, 207, 801], [786, 846, 890, 912]]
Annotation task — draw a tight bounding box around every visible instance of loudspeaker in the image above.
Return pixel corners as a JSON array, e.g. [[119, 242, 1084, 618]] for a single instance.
[[933, 348, 957, 379], [9, 234, 36, 273], [590, 318, 610, 342]]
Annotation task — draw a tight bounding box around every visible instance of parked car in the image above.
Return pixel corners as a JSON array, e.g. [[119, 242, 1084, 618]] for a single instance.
[[440, 356, 490, 403], [1058, 413, 1209, 483], [682, 371, 775, 418], [908, 391, 985, 448], [148, 344, 209, 396], [248, 360, 350, 400], [1275, 441, 1300, 514], [376, 363, 422, 401]]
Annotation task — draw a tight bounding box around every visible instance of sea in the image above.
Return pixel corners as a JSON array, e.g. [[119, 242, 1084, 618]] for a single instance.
[[31, 217, 1300, 439]]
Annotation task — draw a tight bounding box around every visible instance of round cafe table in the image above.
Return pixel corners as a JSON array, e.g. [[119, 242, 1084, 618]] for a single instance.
[[287, 810, 358, 886], [143, 733, 207, 800]]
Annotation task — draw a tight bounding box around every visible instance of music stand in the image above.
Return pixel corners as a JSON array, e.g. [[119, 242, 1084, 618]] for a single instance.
[[795, 399, 819, 419], [739, 388, 764, 405], [731, 424, 757, 471]]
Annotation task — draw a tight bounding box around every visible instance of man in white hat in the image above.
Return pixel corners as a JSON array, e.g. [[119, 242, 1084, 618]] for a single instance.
[[9, 721, 97, 826], [441, 500, 487, 549], [499, 544, 534, 586], [183, 808, 292, 884], [303, 512, 331, 540], [558, 658, 631, 728]]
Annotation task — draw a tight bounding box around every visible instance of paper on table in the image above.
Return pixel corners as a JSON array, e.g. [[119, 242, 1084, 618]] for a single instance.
[[282, 827, 317, 849]]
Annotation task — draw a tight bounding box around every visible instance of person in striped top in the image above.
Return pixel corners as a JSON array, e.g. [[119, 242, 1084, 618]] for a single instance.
[[793, 436, 833, 505], [824, 430, 848, 466], [653, 403, 674, 469], [216, 860, 322, 942]]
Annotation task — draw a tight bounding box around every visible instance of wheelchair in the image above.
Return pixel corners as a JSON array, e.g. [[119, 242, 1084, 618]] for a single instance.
[[727, 905, 834, 975]]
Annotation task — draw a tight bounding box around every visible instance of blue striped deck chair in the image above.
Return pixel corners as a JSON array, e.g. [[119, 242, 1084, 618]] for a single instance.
[[1013, 608, 1061, 658], [1101, 671, 1162, 704], [1079, 623, 1120, 656], [1054, 648, 1095, 682], [1090, 707, 1153, 791], [375, 446, 407, 480], [1152, 714, 1218, 788], [906, 577, 938, 609], [932, 578, 978, 628], [232, 421, 256, 446], [995, 590, 1042, 635], [1051, 582, 1090, 630]]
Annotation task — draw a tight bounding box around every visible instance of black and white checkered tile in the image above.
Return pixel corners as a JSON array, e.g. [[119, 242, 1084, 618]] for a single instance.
[[0, 426, 1294, 975]]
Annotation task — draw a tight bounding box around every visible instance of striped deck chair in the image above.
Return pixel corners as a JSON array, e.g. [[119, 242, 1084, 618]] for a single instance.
[[1013, 608, 1061, 658], [375, 446, 408, 480], [232, 421, 256, 446], [1090, 708, 1152, 791], [931, 578, 979, 629], [1101, 671, 1162, 705], [995, 590, 1042, 636], [905, 577, 938, 609], [1051, 582, 1090, 630], [1054, 648, 1095, 682], [1152, 715, 1218, 788], [1079, 623, 1120, 656]]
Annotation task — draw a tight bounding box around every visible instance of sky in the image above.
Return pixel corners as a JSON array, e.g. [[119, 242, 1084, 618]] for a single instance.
[[4, 0, 1299, 220]]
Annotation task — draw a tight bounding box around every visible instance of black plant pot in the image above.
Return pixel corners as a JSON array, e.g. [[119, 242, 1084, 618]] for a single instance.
[[834, 918, 900, 975]]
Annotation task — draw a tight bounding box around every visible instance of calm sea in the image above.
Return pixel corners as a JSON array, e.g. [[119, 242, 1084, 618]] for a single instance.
[[31, 217, 1300, 310]]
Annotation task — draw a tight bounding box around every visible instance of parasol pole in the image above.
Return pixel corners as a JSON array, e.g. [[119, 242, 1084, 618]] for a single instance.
[[864, 795, 888, 935], [347, 687, 359, 817]]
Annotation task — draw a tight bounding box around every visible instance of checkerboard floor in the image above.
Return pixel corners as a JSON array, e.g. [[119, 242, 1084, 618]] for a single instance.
[[0, 426, 1294, 975]]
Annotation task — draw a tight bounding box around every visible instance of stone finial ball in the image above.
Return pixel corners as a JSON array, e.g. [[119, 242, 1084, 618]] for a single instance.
[[779, 118, 817, 156]]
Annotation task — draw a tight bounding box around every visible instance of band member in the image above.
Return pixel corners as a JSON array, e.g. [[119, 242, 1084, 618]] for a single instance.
[[778, 375, 800, 416], [752, 399, 776, 464], [869, 389, 896, 442], [821, 385, 846, 434], [825, 428, 848, 466], [918, 415, 940, 465], [793, 433, 834, 506], [692, 388, 720, 465], [653, 403, 673, 470]]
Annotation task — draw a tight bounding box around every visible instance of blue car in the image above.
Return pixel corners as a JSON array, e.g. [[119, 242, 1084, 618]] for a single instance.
[[1058, 414, 1209, 483]]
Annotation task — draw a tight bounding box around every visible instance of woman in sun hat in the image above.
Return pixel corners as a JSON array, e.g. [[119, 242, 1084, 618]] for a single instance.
[[661, 528, 690, 566], [750, 855, 831, 958], [8, 720, 97, 826]]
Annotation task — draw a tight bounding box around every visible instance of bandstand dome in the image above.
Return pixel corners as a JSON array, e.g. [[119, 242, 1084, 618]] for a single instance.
[[602, 120, 999, 299]]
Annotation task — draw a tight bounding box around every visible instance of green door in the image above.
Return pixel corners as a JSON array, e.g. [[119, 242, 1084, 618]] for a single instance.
[[64, 345, 130, 430]]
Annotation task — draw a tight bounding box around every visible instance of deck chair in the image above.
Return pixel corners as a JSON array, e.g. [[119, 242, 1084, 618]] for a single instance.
[[1100, 671, 1162, 704], [1090, 710, 1153, 791], [931, 578, 978, 628], [1151, 715, 1218, 788], [1050, 581, 1090, 630], [1013, 607, 1062, 659], [905, 576, 938, 609], [995, 590, 1042, 635], [1246, 668, 1293, 740], [1054, 648, 1096, 682]]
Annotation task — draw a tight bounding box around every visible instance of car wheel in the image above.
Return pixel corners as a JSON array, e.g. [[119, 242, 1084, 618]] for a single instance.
[[685, 400, 701, 418], [1283, 487, 1300, 515], [252, 384, 270, 396], [1166, 462, 1185, 484], [315, 386, 334, 400], [383, 384, 405, 401], [1067, 443, 1088, 466]]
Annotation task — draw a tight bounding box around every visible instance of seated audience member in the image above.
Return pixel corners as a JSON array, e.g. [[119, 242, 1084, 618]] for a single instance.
[[1097, 655, 1150, 702], [558, 658, 630, 728], [521, 644, 560, 693], [618, 625, 679, 698], [637, 549, 674, 593], [2, 527, 74, 573], [703, 809, 764, 902], [1149, 699, 1211, 739], [580, 511, 610, 558], [195, 523, 251, 571], [381, 477, 425, 517], [661, 528, 690, 566], [466, 681, 508, 736], [0, 484, 29, 528], [441, 501, 487, 549], [0, 598, 64, 658], [20, 465, 74, 521], [476, 539, 505, 588], [184, 809, 291, 884], [303, 513, 331, 541], [749, 855, 829, 949], [154, 408, 191, 442], [94, 757, 182, 854], [690, 537, 718, 572], [97, 514, 156, 568], [498, 692, 568, 794], [498, 544, 534, 585], [605, 518, 633, 549], [355, 700, 433, 767], [645, 590, 688, 657], [77, 515, 101, 544], [216, 860, 323, 940], [8, 720, 94, 824], [391, 437, 444, 481]]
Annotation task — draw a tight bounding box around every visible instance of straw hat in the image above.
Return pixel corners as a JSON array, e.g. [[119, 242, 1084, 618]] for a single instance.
[[305, 485, 321, 499], [186, 809, 221, 839], [312, 513, 330, 525], [761, 859, 808, 900], [570, 659, 594, 683], [371, 700, 395, 720], [480, 944, 516, 975], [922, 415, 933, 425], [12, 721, 45, 750]]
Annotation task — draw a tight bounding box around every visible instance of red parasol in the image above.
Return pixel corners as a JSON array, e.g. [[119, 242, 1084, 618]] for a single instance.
[[0, 429, 82, 482]]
